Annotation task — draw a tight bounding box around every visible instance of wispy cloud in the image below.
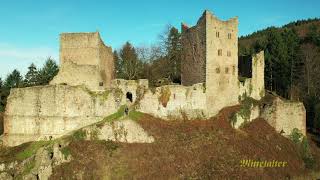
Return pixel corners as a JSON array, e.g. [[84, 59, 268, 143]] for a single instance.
[[0, 43, 58, 79], [0, 43, 58, 61]]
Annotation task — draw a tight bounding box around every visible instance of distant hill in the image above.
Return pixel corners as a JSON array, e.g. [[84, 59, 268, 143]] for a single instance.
[[239, 18, 320, 53]]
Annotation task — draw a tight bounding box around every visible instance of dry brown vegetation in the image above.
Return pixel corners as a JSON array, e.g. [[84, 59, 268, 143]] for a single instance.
[[0, 112, 3, 135], [48, 106, 320, 179]]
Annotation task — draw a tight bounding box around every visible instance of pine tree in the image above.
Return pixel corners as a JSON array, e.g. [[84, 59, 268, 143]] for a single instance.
[[4, 69, 23, 88], [119, 42, 143, 80], [25, 63, 39, 87], [38, 57, 59, 85], [114, 50, 123, 78], [166, 27, 182, 83]]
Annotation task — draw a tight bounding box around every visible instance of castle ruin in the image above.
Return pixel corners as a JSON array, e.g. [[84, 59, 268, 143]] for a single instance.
[[2, 10, 306, 146]]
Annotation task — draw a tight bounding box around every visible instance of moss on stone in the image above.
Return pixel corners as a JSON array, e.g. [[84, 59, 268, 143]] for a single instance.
[[23, 160, 35, 174], [238, 76, 247, 83], [16, 141, 51, 160], [113, 88, 123, 100], [60, 146, 71, 160], [72, 129, 87, 140], [83, 86, 110, 101], [128, 110, 144, 121], [158, 87, 171, 108]]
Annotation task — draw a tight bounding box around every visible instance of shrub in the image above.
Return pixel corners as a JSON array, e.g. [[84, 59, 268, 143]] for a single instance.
[[289, 128, 315, 169], [72, 129, 87, 140], [158, 87, 171, 107], [289, 128, 303, 144], [60, 146, 71, 160]]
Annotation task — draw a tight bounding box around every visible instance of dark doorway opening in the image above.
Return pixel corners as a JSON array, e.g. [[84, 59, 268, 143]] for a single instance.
[[126, 92, 133, 102]]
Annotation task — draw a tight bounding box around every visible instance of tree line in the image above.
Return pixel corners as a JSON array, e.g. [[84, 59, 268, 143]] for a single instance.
[[239, 21, 320, 131], [0, 58, 59, 111], [114, 25, 182, 86]]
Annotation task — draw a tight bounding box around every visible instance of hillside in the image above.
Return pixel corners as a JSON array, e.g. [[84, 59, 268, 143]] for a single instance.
[[239, 18, 320, 132], [0, 104, 319, 179], [239, 18, 320, 51]]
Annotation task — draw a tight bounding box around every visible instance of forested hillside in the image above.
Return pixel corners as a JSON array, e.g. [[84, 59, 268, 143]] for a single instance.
[[238, 18, 320, 131]]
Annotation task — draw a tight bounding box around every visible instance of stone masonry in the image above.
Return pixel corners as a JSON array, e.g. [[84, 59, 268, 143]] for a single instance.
[[2, 10, 306, 146], [50, 32, 114, 90]]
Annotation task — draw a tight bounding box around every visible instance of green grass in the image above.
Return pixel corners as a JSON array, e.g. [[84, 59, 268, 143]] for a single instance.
[[60, 146, 71, 160], [72, 129, 87, 140], [16, 141, 51, 160], [128, 110, 144, 121], [82, 86, 110, 101], [96, 105, 126, 128]]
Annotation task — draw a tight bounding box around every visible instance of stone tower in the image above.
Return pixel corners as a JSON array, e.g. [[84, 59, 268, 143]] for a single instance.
[[181, 10, 239, 116], [50, 32, 114, 90]]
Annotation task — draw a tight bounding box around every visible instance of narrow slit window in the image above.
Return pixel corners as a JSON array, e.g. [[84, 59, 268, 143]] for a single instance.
[[225, 67, 229, 74], [228, 33, 232, 39], [216, 31, 220, 38], [227, 51, 231, 57], [218, 49, 222, 56]]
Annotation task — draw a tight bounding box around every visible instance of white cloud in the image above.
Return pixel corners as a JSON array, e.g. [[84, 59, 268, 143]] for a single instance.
[[0, 43, 59, 79]]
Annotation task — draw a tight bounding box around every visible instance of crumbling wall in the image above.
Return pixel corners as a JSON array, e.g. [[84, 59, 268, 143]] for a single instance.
[[239, 51, 265, 100], [50, 61, 104, 90], [261, 97, 306, 136], [4, 79, 207, 146], [138, 83, 207, 120], [3, 85, 120, 146], [99, 38, 114, 87], [111, 79, 207, 119], [205, 10, 239, 116], [51, 32, 114, 90], [181, 16, 206, 86]]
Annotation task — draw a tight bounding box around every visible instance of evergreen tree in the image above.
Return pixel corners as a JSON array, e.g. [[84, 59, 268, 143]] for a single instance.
[[114, 50, 123, 78], [166, 27, 182, 83], [4, 69, 23, 88], [25, 63, 39, 87], [38, 57, 59, 85], [119, 42, 143, 80]]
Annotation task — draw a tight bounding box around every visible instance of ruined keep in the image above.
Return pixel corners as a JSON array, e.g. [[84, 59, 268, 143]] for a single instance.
[[2, 10, 306, 146], [50, 32, 114, 90], [181, 10, 264, 116]]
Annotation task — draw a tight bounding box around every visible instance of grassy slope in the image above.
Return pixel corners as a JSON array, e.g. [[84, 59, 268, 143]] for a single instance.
[[47, 106, 320, 179]]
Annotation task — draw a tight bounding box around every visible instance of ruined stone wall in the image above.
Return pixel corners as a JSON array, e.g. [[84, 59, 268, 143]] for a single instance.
[[138, 84, 207, 120], [181, 17, 206, 86], [99, 38, 114, 87], [205, 11, 239, 116], [51, 32, 114, 90], [239, 51, 265, 100], [4, 79, 207, 146], [261, 97, 306, 136], [111, 79, 207, 120], [60, 32, 101, 66], [50, 61, 104, 90], [250, 51, 265, 100], [3, 85, 121, 146]]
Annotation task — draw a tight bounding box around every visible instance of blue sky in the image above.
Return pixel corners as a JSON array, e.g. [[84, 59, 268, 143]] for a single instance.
[[0, 0, 319, 79]]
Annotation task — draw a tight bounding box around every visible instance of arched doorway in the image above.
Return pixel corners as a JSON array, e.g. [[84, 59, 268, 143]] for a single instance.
[[126, 92, 133, 102]]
